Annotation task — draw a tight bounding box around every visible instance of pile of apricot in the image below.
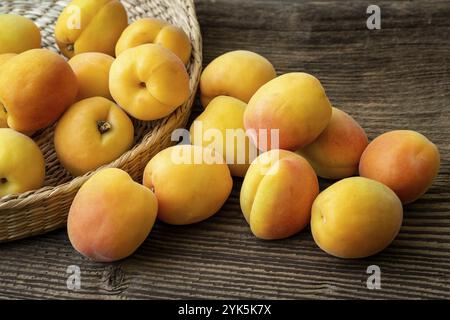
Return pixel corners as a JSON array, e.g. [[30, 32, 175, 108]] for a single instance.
[[0, 0, 192, 188], [70, 51, 440, 262], [0, 1, 440, 262]]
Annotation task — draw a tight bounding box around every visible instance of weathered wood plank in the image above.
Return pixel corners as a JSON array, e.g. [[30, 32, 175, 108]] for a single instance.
[[0, 0, 449, 299]]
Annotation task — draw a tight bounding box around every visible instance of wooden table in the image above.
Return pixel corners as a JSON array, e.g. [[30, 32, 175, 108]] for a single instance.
[[0, 0, 449, 299]]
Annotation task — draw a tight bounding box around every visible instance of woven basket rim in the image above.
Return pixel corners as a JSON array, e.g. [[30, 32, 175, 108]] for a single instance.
[[0, 0, 202, 210]]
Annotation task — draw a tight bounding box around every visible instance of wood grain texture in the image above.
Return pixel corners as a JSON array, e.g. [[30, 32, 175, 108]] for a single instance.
[[0, 0, 449, 299]]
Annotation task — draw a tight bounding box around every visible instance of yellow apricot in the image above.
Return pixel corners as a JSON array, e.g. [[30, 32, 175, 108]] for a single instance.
[[311, 177, 403, 259], [0, 128, 45, 197], [244, 72, 332, 151], [68, 52, 114, 101], [55, 0, 128, 58], [240, 150, 319, 240], [190, 96, 257, 177], [54, 97, 134, 176], [0, 14, 41, 54], [143, 145, 233, 225], [116, 18, 191, 65], [109, 44, 190, 121], [200, 50, 276, 107]]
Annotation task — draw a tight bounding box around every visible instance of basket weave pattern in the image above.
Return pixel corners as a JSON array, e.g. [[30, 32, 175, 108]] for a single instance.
[[0, 0, 202, 242]]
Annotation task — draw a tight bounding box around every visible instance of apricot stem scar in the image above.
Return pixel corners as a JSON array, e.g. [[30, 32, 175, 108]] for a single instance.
[[97, 120, 112, 134], [139, 82, 147, 88], [0, 178, 7, 184]]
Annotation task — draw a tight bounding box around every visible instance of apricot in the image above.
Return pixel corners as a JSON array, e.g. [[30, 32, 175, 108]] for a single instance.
[[190, 96, 258, 177], [311, 177, 403, 259], [0, 14, 41, 54], [110, 44, 190, 121], [0, 128, 45, 197], [68, 168, 158, 262], [116, 18, 192, 65], [240, 150, 319, 240], [55, 0, 128, 58], [0, 49, 78, 133], [244, 73, 332, 152], [68, 52, 114, 101], [297, 107, 368, 179], [359, 130, 440, 204], [55, 97, 134, 177], [143, 145, 232, 225], [200, 50, 276, 108]]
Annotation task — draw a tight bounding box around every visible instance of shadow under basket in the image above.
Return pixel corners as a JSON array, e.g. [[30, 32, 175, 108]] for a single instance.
[[0, 0, 203, 242]]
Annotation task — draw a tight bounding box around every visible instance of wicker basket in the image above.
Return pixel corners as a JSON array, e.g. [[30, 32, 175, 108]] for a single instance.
[[0, 0, 202, 242]]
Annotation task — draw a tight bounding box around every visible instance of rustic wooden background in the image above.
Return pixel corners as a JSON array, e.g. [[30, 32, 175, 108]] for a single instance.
[[0, 0, 449, 299]]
